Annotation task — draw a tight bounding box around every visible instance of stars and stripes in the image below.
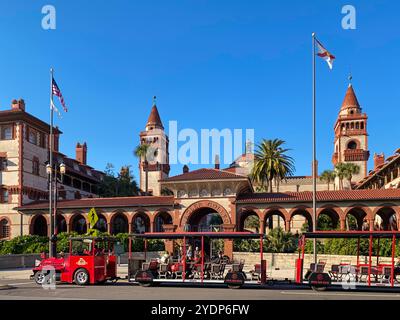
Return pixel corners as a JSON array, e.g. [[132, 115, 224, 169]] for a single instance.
[[315, 38, 335, 70], [52, 78, 68, 112]]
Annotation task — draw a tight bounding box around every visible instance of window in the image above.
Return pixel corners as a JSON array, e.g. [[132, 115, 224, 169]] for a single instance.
[[0, 158, 7, 171], [0, 219, 10, 239], [347, 141, 358, 150], [0, 125, 13, 140], [32, 157, 39, 176], [1, 189, 9, 203], [28, 129, 38, 145]]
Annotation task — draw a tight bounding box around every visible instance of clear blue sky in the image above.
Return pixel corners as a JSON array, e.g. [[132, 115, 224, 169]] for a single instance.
[[1, 0, 399, 180]]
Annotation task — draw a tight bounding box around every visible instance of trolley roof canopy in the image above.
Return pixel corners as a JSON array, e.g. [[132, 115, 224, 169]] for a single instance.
[[129, 232, 263, 240], [303, 231, 400, 239], [69, 236, 117, 241]]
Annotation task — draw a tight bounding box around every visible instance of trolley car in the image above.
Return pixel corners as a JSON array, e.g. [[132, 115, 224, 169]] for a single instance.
[[296, 231, 400, 291], [128, 232, 267, 289], [32, 236, 118, 286]]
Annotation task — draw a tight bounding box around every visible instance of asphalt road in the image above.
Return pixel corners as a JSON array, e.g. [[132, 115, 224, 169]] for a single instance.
[[1, 279, 400, 300]]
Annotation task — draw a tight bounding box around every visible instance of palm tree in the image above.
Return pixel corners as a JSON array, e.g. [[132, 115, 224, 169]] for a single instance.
[[319, 170, 336, 191], [266, 227, 296, 253], [334, 163, 347, 190], [343, 163, 360, 188], [251, 139, 295, 192], [134, 143, 157, 195]]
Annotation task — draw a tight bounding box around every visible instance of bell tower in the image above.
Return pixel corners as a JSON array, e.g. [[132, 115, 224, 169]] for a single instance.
[[332, 79, 369, 186], [138, 97, 170, 196]]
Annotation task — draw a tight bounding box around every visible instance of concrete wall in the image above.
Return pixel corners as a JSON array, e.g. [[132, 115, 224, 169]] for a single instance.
[[0, 254, 41, 269]]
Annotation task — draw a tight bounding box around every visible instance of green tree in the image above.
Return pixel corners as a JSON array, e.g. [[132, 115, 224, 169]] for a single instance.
[[98, 163, 139, 197], [334, 163, 347, 190], [343, 163, 360, 188], [319, 170, 336, 191], [134, 143, 157, 195], [251, 139, 295, 193], [244, 215, 260, 233], [266, 227, 297, 253]]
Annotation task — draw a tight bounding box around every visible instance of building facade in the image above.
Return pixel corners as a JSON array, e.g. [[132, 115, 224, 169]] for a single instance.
[[0, 99, 103, 239]]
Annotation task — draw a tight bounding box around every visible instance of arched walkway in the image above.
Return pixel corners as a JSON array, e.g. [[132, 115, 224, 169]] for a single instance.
[[345, 207, 367, 231], [290, 208, 313, 233], [31, 215, 48, 236], [238, 210, 260, 233], [111, 212, 129, 235], [374, 207, 398, 231], [154, 212, 173, 232], [180, 200, 231, 232], [132, 212, 150, 234], [317, 208, 340, 231], [70, 214, 87, 234], [264, 209, 287, 233], [94, 213, 108, 233], [56, 214, 67, 233]]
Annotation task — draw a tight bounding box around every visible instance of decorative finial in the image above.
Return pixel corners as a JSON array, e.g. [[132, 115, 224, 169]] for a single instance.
[[348, 70, 353, 87], [152, 95, 157, 106]]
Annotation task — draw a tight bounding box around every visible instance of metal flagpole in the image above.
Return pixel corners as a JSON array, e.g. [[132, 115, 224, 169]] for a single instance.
[[312, 33, 317, 266], [49, 68, 54, 258]]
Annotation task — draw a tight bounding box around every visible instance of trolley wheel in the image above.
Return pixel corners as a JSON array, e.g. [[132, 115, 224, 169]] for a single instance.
[[227, 284, 242, 289], [311, 285, 327, 292], [34, 271, 46, 285], [138, 282, 153, 287], [74, 268, 90, 286]]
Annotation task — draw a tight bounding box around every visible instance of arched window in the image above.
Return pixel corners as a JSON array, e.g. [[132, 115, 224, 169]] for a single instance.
[[0, 219, 10, 239], [347, 141, 358, 150], [360, 122, 364, 130], [355, 122, 359, 129]]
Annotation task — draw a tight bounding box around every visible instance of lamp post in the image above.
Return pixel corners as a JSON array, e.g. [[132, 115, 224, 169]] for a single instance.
[[46, 161, 66, 258]]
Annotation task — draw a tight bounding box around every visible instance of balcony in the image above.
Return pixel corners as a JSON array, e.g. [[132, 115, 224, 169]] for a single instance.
[[344, 149, 370, 162]]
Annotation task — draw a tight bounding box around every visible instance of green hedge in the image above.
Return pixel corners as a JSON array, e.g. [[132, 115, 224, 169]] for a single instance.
[[0, 232, 164, 255]]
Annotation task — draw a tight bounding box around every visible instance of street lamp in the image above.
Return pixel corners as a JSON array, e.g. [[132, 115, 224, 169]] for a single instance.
[[46, 161, 66, 258]]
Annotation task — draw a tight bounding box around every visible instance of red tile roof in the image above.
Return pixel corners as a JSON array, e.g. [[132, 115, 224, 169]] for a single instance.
[[147, 105, 163, 129], [341, 84, 360, 110], [15, 196, 175, 211], [161, 168, 248, 182], [237, 189, 400, 203]]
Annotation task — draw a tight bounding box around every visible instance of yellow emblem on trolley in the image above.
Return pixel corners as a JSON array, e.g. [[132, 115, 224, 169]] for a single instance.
[[88, 207, 99, 229]]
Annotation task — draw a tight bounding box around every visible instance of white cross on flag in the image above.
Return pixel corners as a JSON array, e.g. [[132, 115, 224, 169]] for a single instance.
[[315, 38, 335, 70]]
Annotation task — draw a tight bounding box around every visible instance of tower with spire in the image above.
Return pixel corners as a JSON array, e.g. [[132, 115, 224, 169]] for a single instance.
[[332, 79, 370, 187], [139, 96, 170, 196]]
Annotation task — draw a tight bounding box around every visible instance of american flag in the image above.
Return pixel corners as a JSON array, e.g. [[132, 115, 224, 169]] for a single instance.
[[52, 78, 68, 112]]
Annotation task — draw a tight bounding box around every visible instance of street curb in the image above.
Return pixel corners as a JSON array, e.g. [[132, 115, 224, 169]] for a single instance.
[[0, 285, 13, 290]]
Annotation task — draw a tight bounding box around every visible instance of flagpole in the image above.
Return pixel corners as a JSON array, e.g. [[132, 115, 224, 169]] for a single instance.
[[312, 33, 317, 266], [49, 68, 55, 258]]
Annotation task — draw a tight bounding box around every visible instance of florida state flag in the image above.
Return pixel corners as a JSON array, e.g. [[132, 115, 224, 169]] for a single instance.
[[315, 38, 335, 70]]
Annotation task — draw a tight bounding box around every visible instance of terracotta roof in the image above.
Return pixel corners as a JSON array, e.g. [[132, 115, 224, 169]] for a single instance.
[[161, 168, 248, 182], [15, 196, 175, 211], [236, 189, 400, 203], [341, 84, 360, 110], [146, 105, 163, 129]]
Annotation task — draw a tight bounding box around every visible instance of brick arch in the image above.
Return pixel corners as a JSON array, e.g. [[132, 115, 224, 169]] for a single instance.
[[110, 210, 129, 234], [317, 205, 344, 219], [263, 206, 290, 221], [131, 210, 151, 233], [344, 204, 373, 219], [29, 213, 49, 236], [372, 203, 400, 217], [180, 200, 231, 227], [289, 206, 313, 231], [69, 211, 88, 233], [237, 206, 262, 232], [372, 204, 399, 231]]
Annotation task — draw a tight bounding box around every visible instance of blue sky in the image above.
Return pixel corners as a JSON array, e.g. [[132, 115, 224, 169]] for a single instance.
[[0, 0, 399, 180]]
